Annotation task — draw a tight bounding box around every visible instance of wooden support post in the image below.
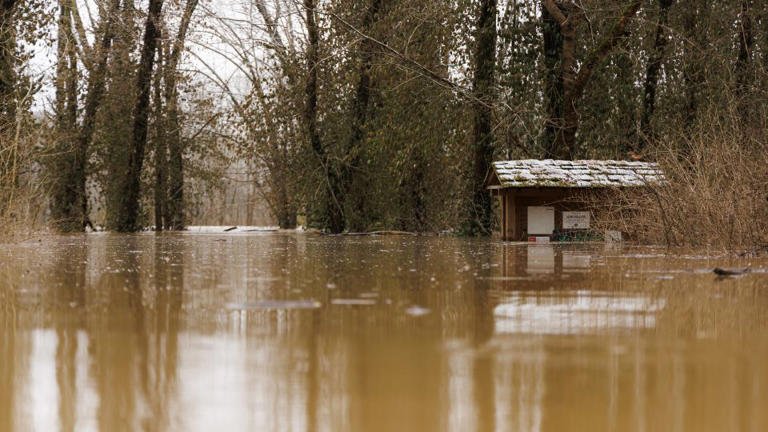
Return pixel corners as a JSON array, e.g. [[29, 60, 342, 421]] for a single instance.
[[499, 190, 517, 241], [506, 191, 516, 240], [501, 192, 507, 240]]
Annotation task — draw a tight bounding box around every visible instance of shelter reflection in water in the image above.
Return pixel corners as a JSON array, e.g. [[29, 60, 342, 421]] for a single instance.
[[493, 291, 665, 335]]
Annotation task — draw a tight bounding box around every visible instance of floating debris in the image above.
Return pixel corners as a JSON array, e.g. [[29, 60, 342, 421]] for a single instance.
[[405, 305, 431, 317], [225, 300, 321, 310], [331, 298, 377, 306], [713, 267, 750, 277], [185, 225, 280, 233], [479, 276, 532, 281]]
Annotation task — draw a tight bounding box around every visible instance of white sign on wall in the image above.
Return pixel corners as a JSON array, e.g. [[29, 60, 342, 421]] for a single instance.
[[527, 206, 555, 235], [562, 211, 590, 230]]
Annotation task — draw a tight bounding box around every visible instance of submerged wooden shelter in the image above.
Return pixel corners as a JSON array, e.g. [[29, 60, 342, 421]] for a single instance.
[[486, 159, 663, 241]]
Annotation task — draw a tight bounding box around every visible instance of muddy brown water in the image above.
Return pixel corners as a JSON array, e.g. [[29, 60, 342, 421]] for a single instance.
[[1, 233, 767, 432]]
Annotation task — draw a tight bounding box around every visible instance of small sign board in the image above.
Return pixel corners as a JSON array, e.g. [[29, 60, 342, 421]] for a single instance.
[[605, 230, 622, 242], [562, 211, 590, 230]]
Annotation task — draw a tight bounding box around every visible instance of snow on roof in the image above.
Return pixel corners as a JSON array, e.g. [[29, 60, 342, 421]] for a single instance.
[[487, 159, 664, 189]]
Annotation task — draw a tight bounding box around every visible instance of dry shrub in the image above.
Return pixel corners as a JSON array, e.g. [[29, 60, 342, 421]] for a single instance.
[[0, 138, 23, 239], [0, 130, 48, 242], [605, 122, 768, 251], [0, 184, 47, 241]]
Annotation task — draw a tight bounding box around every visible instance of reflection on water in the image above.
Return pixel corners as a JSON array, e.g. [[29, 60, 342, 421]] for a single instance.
[[494, 291, 664, 335], [1, 234, 767, 431]]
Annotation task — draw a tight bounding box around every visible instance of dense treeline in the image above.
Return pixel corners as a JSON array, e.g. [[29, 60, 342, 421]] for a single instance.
[[0, 0, 766, 238]]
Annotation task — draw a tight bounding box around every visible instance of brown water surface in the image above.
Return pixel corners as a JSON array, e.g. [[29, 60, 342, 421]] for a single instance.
[[1, 233, 767, 431]]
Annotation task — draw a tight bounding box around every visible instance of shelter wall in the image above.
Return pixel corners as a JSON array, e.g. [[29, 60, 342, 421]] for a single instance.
[[496, 188, 594, 241]]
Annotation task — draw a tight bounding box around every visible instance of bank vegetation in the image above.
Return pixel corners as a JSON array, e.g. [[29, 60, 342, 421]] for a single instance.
[[615, 114, 768, 251]]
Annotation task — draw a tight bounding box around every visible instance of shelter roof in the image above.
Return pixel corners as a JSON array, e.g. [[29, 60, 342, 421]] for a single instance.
[[486, 159, 664, 189]]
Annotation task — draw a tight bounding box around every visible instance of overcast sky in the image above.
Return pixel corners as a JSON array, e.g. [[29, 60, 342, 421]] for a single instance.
[[29, 0, 276, 113]]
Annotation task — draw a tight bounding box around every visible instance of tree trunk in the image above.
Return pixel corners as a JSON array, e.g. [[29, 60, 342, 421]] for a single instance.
[[680, 2, 707, 134], [64, 9, 77, 141], [0, 0, 17, 134], [400, 145, 427, 232], [614, 50, 636, 155], [464, 0, 497, 236], [54, 0, 71, 130], [255, 1, 298, 229], [113, 0, 164, 232], [736, 0, 754, 88], [541, 0, 577, 159], [541, 3, 564, 157], [735, 0, 754, 125], [543, 0, 641, 159], [763, 7, 768, 73], [304, 0, 344, 233], [275, 180, 297, 229], [342, 0, 384, 233], [51, 0, 82, 231], [558, 4, 578, 158], [276, 135, 297, 230], [0, 0, 16, 214], [51, 0, 119, 231], [153, 37, 166, 231], [164, 0, 198, 231], [639, 0, 674, 150]]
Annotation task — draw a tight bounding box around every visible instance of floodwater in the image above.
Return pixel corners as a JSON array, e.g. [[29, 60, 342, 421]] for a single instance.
[[1, 233, 767, 432]]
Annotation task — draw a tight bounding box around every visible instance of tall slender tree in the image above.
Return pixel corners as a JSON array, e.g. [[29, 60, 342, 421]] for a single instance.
[[113, 0, 164, 232], [541, 1, 563, 156], [0, 0, 18, 133], [304, 0, 344, 233], [679, 1, 710, 135], [464, 0, 497, 235], [50, 0, 120, 231], [341, 0, 385, 232], [163, 0, 199, 230], [0, 0, 17, 214], [735, 0, 755, 125], [253, 0, 299, 229], [50, 0, 81, 231], [153, 35, 167, 231], [639, 0, 674, 150]]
